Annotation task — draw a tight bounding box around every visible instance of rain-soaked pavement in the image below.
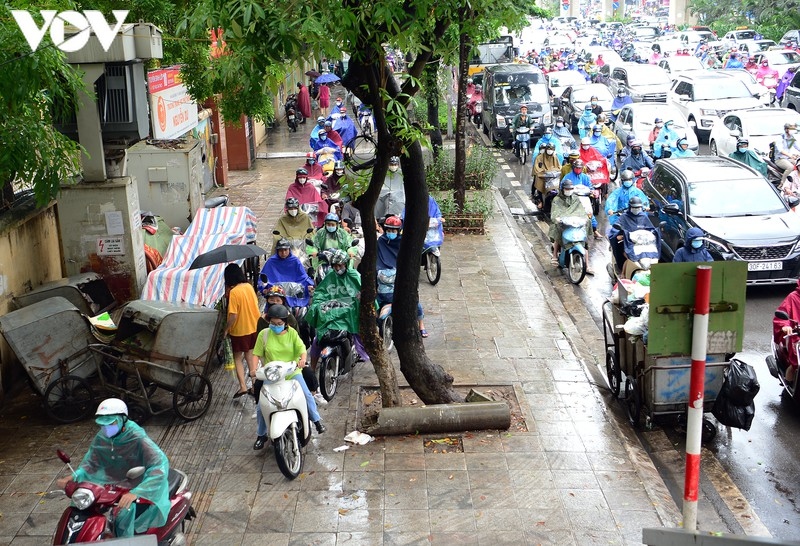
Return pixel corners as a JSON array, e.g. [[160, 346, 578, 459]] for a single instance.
[[0, 102, 782, 544]]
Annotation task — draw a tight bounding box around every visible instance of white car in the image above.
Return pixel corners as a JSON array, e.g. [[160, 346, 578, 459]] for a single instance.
[[721, 29, 759, 49], [679, 30, 715, 50], [738, 39, 778, 56], [753, 49, 800, 74], [717, 69, 771, 107], [606, 62, 672, 102], [708, 107, 800, 158], [651, 37, 684, 56], [613, 102, 699, 152], [546, 70, 588, 98], [579, 46, 623, 67], [658, 57, 705, 78], [543, 34, 574, 50], [668, 71, 765, 140]]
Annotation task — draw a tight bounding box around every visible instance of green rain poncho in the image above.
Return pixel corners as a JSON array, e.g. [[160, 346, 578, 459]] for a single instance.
[[72, 420, 170, 535], [306, 268, 361, 337], [312, 226, 353, 252], [549, 191, 591, 242]]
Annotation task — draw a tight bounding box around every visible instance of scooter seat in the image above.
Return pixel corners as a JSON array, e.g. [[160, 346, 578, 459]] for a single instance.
[[321, 329, 348, 344], [167, 469, 184, 498]]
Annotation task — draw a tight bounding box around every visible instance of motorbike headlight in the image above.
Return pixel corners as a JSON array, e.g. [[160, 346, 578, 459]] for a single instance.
[[72, 488, 95, 510], [321, 346, 333, 358], [542, 112, 552, 125], [496, 115, 507, 128]]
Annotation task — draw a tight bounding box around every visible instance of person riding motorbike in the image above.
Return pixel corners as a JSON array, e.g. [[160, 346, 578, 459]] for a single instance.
[[301, 152, 327, 185], [533, 126, 565, 163], [777, 123, 800, 186], [375, 156, 406, 219], [648, 117, 664, 148], [552, 116, 576, 151], [605, 171, 650, 226], [589, 94, 603, 117], [577, 104, 597, 139], [467, 84, 484, 121], [260, 285, 299, 330], [312, 213, 355, 257], [653, 119, 679, 159], [561, 150, 584, 178], [608, 196, 658, 276], [671, 137, 695, 158], [729, 138, 767, 177], [286, 168, 329, 228], [588, 124, 615, 161], [322, 120, 344, 149], [756, 59, 779, 88], [259, 238, 316, 308], [331, 107, 358, 151], [621, 140, 654, 173], [376, 215, 428, 336], [532, 142, 562, 205], [561, 158, 601, 240], [672, 227, 713, 263], [774, 280, 800, 382], [610, 88, 633, 122], [511, 105, 534, 158], [56, 398, 170, 538], [309, 116, 326, 148], [724, 51, 744, 69], [272, 197, 315, 255], [548, 180, 594, 273]]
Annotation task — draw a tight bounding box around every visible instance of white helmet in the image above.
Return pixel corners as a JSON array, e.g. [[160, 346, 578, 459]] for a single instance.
[[96, 398, 128, 417]]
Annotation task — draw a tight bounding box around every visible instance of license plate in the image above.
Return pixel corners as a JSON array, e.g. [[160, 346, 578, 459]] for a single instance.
[[748, 261, 782, 271], [288, 115, 295, 120]]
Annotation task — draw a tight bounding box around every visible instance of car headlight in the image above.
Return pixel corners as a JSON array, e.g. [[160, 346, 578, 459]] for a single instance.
[[700, 109, 718, 116], [703, 236, 730, 254], [792, 239, 800, 254], [496, 115, 507, 128], [72, 488, 95, 510]]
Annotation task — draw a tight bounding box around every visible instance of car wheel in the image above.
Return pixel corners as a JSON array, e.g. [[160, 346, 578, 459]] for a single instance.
[[709, 139, 718, 156]]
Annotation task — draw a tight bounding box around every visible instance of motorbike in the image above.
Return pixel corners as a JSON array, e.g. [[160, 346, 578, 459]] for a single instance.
[[358, 107, 374, 137], [551, 216, 589, 284], [310, 242, 361, 285], [317, 327, 358, 401], [255, 361, 311, 479], [421, 217, 443, 285], [540, 170, 563, 218], [574, 184, 599, 219], [284, 93, 303, 131], [757, 72, 779, 106], [586, 159, 612, 201], [52, 449, 194, 545], [632, 167, 651, 190], [607, 222, 661, 281], [376, 268, 396, 353], [467, 96, 483, 125], [767, 310, 800, 399], [514, 126, 531, 165]]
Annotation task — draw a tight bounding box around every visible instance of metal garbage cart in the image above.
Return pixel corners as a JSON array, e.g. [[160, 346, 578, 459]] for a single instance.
[[602, 261, 747, 435], [13, 272, 116, 315], [88, 300, 223, 421], [0, 297, 101, 423]]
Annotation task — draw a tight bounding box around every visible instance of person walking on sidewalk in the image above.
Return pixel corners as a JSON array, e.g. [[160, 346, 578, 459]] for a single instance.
[[224, 264, 261, 399]]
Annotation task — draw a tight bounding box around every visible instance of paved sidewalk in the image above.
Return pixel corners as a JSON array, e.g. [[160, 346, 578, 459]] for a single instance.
[[0, 122, 681, 545]]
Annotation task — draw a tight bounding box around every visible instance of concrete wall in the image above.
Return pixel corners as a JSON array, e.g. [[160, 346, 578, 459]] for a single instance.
[[0, 203, 63, 400]]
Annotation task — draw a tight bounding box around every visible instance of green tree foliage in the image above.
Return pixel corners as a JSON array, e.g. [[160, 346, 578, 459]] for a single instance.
[[0, 2, 85, 207], [690, 0, 800, 41]]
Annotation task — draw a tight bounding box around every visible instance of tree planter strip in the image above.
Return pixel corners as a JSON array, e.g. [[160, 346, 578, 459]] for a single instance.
[[367, 401, 511, 435]]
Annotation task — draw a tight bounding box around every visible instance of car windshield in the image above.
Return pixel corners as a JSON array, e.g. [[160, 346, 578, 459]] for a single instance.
[[735, 31, 757, 40], [635, 28, 657, 37], [628, 66, 671, 85], [573, 87, 610, 102], [687, 179, 786, 216], [770, 51, 800, 65], [694, 80, 752, 100], [494, 74, 549, 106], [749, 115, 800, 136]]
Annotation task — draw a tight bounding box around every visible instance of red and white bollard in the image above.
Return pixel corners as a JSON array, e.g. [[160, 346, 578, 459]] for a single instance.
[[683, 265, 712, 531]]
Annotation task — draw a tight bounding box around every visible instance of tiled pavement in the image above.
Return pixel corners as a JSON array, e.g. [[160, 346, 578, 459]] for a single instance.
[[0, 120, 682, 545]]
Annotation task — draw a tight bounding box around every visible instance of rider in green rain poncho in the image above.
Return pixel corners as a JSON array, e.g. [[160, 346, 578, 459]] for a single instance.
[[306, 249, 361, 338], [62, 398, 170, 538]]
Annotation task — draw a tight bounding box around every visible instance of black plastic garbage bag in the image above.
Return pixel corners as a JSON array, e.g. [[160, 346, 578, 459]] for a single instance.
[[724, 358, 760, 406], [712, 397, 756, 431]]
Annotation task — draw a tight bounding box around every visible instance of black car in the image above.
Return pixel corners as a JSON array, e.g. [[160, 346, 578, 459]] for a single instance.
[[556, 84, 613, 133], [644, 156, 800, 285], [481, 64, 552, 147]]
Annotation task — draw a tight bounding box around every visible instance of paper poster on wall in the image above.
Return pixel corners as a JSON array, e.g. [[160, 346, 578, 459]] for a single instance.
[[148, 67, 198, 139], [105, 211, 124, 235]]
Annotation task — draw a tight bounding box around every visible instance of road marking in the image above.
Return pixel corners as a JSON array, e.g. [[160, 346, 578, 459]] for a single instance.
[[501, 165, 511, 171], [511, 180, 521, 187]]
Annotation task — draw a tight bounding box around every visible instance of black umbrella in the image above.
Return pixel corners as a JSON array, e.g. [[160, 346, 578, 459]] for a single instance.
[[305, 70, 321, 78], [189, 244, 268, 270]]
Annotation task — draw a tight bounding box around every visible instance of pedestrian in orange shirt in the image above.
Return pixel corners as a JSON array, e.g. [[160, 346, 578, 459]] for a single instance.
[[224, 264, 261, 398]]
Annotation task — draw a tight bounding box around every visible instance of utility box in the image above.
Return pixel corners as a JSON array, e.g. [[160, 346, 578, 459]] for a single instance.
[[126, 138, 205, 232], [57, 177, 147, 303]]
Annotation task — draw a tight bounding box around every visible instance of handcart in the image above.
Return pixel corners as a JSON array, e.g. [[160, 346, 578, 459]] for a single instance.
[[601, 261, 747, 437], [88, 300, 223, 422], [0, 297, 102, 423]]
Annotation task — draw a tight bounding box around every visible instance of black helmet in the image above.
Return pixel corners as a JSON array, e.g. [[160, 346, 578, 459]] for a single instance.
[[276, 238, 291, 251], [621, 169, 634, 182], [334, 160, 345, 172], [572, 159, 585, 169], [556, 116, 565, 123], [285, 197, 299, 209], [296, 168, 308, 176], [544, 142, 556, 150], [629, 196, 644, 208], [267, 304, 289, 320], [736, 137, 749, 146]]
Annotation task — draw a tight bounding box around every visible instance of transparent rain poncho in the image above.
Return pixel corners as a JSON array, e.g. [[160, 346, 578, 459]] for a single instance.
[[72, 420, 170, 535]]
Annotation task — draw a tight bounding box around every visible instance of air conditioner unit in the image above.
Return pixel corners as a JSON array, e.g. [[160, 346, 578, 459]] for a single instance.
[[54, 62, 150, 143]]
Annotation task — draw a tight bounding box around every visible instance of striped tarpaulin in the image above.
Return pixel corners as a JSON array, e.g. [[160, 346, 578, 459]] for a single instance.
[[185, 207, 257, 242]]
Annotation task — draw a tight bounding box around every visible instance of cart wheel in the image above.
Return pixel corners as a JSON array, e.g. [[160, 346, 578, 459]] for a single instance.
[[702, 417, 718, 442], [173, 374, 212, 421], [605, 350, 622, 398], [44, 375, 95, 424], [624, 377, 641, 428], [425, 253, 441, 285]]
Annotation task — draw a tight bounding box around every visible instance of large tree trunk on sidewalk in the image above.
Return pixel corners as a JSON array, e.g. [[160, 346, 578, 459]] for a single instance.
[[453, 25, 471, 212], [425, 59, 443, 159]]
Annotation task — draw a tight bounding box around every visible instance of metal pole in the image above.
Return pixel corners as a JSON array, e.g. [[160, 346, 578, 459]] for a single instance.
[[683, 265, 712, 531]]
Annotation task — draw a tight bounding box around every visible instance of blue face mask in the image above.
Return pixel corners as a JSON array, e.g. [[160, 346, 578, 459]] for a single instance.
[[623, 180, 633, 188], [269, 324, 285, 334], [385, 232, 397, 240], [326, 225, 337, 233], [102, 422, 121, 438], [691, 239, 703, 249]]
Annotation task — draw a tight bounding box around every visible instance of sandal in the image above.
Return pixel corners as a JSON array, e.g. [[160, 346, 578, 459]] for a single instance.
[[550, 258, 559, 265], [420, 329, 429, 338], [232, 390, 248, 399]]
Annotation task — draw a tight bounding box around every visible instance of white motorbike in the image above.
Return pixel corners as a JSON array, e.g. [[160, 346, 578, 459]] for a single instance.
[[255, 361, 311, 479]]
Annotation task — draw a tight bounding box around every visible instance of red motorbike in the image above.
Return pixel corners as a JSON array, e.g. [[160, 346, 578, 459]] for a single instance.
[[585, 159, 611, 201], [53, 450, 195, 545], [633, 167, 651, 190]]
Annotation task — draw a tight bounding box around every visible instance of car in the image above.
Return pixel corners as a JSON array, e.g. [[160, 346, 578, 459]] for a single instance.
[[579, 46, 623, 67], [613, 102, 698, 152], [716, 68, 771, 107], [780, 69, 800, 111], [605, 62, 671, 102], [721, 29, 759, 48], [546, 70, 589, 99], [658, 57, 705, 77], [679, 30, 715, 50], [779, 29, 800, 47], [667, 71, 764, 141], [644, 156, 800, 285], [709, 108, 800, 158], [631, 26, 660, 42], [753, 49, 800, 74], [543, 35, 574, 50], [651, 37, 684, 56], [556, 83, 614, 132]]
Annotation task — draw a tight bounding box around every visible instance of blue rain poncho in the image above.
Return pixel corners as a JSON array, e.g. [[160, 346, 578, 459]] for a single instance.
[[72, 420, 170, 536]]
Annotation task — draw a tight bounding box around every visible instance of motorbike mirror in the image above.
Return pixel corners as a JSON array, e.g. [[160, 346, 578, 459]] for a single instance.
[[126, 467, 145, 480], [351, 239, 360, 247], [259, 273, 268, 283], [663, 203, 681, 215], [775, 310, 790, 320], [729, 129, 742, 138], [305, 239, 314, 246], [612, 223, 622, 231], [56, 449, 71, 464], [272, 230, 281, 235], [788, 196, 800, 208], [306, 228, 314, 233]]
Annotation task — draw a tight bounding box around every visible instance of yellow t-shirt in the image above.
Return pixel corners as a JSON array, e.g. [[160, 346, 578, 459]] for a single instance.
[[228, 283, 260, 337]]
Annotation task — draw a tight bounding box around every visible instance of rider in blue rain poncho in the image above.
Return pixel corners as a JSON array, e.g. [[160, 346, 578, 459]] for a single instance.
[[331, 107, 358, 149], [670, 137, 695, 158], [653, 120, 679, 158], [61, 398, 170, 538], [258, 239, 316, 308], [532, 127, 565, 163], [577, 105, 597, 139]]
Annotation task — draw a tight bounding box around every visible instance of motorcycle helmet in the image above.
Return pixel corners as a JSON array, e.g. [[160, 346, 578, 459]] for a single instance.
[[568, 150, 581, 161], [630, 140, 642, 152], [285, 197, 300, 209], [544, 142, 556, 150], [384, 215, 403, 230], [580, 137, 592, 146], [561, 179, 575, 190], [389, 156, 400, 165], [267, 304, 290, 320], [583, 104, 592, 111], [333, 160, 345, 175], [785, 123, 797, 131], [325, 213, 340, 223], [621, 170, 634, 182], [324, 120, 333, 128], [654, 117, 663, 124], [318, 130, 327, 139], [328, 249, 348, 265], [736, 137, 749, 147], [592, 125, 602, 134], [628, 196, 644, 208], [316, 116, 325, 125], [556, 116, 565, 124], [305, 152, 316, 164], [96, 398, 128, 418], [544, 127, 553, 135], [626, 134, 636, 144], [571, 159, 585, 170], [296, 168, 308, 176], [475, 85, 482, 92], [276, 238, 291, 251], [265, 285, 287, 299], [677, 137, 689, 149]]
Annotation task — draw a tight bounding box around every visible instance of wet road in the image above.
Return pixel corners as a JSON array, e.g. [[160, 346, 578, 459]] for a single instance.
[[488, 133, 800, 538]]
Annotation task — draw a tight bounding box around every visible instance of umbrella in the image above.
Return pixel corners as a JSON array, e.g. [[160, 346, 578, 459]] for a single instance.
[[189, 244, 268, 270], [315, 72, 340, 84], [305, 70, 321, 78]]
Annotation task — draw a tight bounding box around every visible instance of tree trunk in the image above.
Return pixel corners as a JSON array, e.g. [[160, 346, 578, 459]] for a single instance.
[[454, 25, 471, 212], [425, 60, 443, 159]]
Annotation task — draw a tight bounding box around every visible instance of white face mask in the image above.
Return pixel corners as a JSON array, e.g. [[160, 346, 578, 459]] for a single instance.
[[563, 190, 574, 197], [388, 165, 399, 172], [288, 209, 298, 217], [297, 177, 307, 185], [656, 123, 663, 128], [545, 149, 555, 155]]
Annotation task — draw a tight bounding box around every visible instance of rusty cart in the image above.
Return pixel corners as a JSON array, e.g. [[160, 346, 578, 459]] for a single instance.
[[602, 261, 747, 436], [88, 300, 223, 422]]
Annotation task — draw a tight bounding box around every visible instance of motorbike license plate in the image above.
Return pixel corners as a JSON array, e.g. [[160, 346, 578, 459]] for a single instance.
[[747, 261, 782, 271], [288, 115, 296, 121]]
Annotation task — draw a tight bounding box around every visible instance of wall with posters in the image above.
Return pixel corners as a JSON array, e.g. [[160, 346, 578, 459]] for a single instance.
[[147, 67, 199, 140]]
